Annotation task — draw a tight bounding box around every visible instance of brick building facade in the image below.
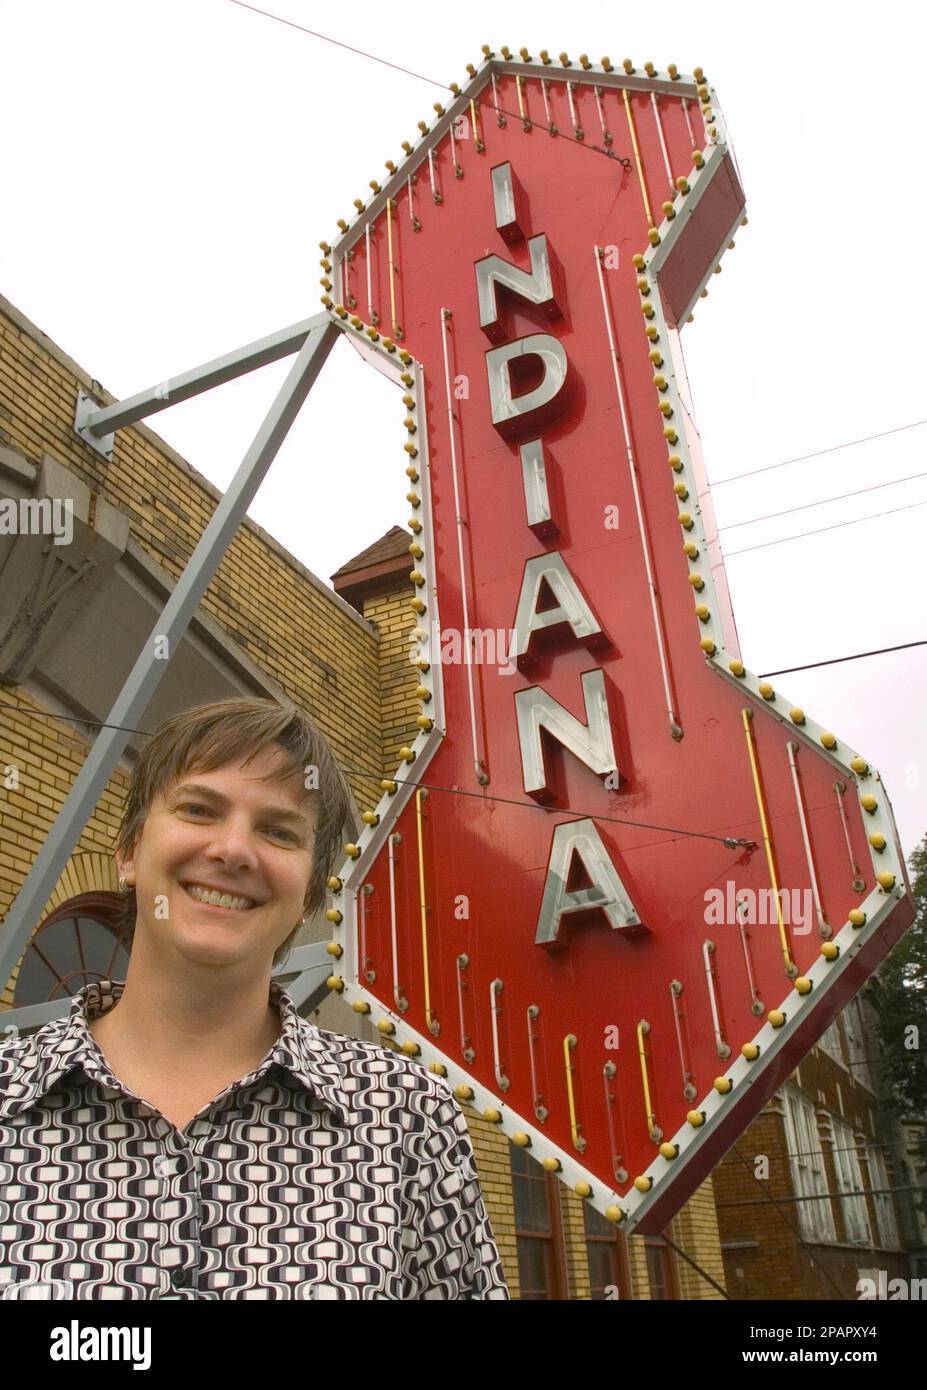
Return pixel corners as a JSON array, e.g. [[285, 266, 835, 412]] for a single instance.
[[0, 291, 920, 1298]]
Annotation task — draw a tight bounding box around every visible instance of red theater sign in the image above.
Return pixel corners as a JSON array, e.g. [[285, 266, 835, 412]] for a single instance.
[[319, 52, 914, 1232]]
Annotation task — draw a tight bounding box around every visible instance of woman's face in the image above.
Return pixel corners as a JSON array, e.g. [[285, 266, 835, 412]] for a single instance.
[[117, 743, 315, 970]]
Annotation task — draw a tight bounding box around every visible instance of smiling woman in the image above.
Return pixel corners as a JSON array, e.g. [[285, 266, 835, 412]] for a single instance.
[[114, 696, 355, 967]]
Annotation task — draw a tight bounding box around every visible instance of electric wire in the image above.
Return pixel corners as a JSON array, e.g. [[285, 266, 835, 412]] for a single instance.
[[725, 497, 927, 557], [227, 1, 630, 166], [0, 701, 755, 851], [712, 418, 927, 486], [719, 471, 927, 532]]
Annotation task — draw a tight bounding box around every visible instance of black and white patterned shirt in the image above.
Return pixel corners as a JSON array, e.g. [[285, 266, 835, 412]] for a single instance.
[[0, 979, 510, 1299]]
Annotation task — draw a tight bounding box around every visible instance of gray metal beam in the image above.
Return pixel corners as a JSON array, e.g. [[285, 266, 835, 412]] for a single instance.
[[0, 316, 342, 992], [0, 942, 335, 1035], [76, 313, 327, 443]]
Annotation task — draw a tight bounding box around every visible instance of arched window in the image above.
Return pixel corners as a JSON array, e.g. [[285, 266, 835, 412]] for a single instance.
[[14, 893, 130, 1005]]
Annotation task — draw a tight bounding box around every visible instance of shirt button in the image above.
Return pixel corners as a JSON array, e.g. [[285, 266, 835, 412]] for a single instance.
[[171, 1266, 194, 1288]]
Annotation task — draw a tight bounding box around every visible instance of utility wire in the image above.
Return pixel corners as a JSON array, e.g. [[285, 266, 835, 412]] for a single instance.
[[227, 0, 443, 87], [719, 471, 927, 532], [660, 1228, 730, 1299], [0, 701, 754, 851], [759, 639, 927, 678], [712, 418, 927, 487], [729, 1143, 848, 1299], [725, 497, 927, 557], [226, 1, 629, 166]]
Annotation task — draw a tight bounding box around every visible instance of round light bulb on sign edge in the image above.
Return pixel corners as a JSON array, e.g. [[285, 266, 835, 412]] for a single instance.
[[794, 977, 812, 995], [848, 909, 866, 927], [326, 975, 344, 992], [512, 1132, 531, 1147], [821, 732, 837, 749], [869, 833, 886, 851], [327, 875, 342, 891], [714, 1076, 733, 1093], [851, 756, 869, 775], [758, 682, 775, 700], [687, 1110, 705, 1126], [352, 999, 370, 1014], [429, 1062, 447, 1077], [821, 941, 839, 960], [877, 871, 896, 890], [574, 1180, 591, 1197], [633, 1175, 652, 1192], [742, 1043, 760, 1060], [377, 1019, 396, 1035], [401, 1041, 420, 1056], [325, 941, 342, 957], [861, 795, 878, 813], [790, 708, 805, 725], [325, 908, 343, 924], [768, 1009, 786, 1028], [729, 659, 745, 676], [543, 1157, 562, 1172], [454, 1084, 474, 1101], [659, 1143, 679, 1160]]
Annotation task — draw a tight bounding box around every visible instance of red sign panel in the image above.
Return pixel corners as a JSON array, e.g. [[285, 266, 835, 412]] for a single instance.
[[321, 56, 913, 1232]]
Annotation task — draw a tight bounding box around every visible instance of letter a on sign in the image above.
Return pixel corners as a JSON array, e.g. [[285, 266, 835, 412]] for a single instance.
[[322, 56, 914, 1233]]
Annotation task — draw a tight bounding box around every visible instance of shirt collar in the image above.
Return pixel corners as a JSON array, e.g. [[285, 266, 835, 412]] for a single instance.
[[0, 978, 353, 1126]]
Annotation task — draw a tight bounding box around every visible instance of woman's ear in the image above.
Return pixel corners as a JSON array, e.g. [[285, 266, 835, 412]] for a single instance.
[[115, 845, 136, 887]]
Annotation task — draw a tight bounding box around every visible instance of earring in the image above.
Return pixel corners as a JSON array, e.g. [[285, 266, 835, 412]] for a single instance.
[[118, 874, 130, 894]]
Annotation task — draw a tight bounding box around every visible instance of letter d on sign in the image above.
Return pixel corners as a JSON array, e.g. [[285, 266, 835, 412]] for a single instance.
[[486, 334, 572, 437]]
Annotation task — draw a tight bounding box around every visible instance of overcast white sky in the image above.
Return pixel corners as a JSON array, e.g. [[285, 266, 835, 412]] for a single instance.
[[2, 0, 925, 855]]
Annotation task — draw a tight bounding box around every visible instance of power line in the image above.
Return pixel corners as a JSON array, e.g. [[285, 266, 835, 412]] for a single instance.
[[729, 1143, 849, 1299], [712, 418, 927, 487], [758, 639, 927, 678], [226, 2, 629, 167], [227, 0, 442, 87], [660, 1227, 730, 1298], [715, 1183, 922, 1209], [0, 700, 754, 851], [724, 497, 927, 557], [719, 471, 927, 532]]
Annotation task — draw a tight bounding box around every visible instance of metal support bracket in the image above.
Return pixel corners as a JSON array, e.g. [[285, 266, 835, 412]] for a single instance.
[[1, 313, 342, 995], [74, 390, 114, 460]]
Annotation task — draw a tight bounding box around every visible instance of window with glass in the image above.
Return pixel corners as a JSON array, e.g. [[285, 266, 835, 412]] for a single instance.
[[584, 1202, 632, 1299], [817, 1018, 844, 1063], [13, 893, 129, 1005], [510, 1142, 568, 1299], [783, 1087, 836, 1242], [866, 1143, 900, 1248], [830, 1118, 871, 1245], [842, 998, 873, 1090], [643, 1234, 680, 1299]]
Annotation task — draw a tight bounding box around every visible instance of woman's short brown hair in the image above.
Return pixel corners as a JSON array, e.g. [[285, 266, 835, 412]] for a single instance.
[[115, 696, 354, 967]]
